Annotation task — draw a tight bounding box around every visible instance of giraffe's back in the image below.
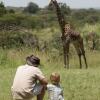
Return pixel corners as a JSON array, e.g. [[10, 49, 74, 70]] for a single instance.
[[67, 30, 81, 41]]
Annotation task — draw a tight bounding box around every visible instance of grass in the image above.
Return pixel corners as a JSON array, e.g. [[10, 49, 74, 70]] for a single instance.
[[0, 13, 100, 100], [0, 48, 100, 100]]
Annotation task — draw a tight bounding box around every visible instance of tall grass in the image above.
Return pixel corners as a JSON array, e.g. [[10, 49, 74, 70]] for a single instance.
[[0, 48, 100, 100], [80, 23, 100, 36]]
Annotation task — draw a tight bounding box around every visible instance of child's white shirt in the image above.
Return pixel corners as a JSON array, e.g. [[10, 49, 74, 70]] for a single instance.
[[47, 84, 64, 100]]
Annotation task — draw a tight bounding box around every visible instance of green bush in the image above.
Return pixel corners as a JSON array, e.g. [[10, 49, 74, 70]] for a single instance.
[[0, 31, 39, 49]]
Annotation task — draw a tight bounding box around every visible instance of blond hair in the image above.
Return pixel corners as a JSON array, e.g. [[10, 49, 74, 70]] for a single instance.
[[50, 72, 60, 85]]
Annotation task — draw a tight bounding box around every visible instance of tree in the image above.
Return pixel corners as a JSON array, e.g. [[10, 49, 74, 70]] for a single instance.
[[59, 3, 71, 15], [23, 2, 39, 14], [85, 15, 99, 24], [8, 9, 15, 14], [46, 2, 71, 15], [0, 2, 7, 16]]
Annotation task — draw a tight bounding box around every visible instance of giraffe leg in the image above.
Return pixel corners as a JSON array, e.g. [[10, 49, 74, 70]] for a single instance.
[[80, 38, 88, 69], [82, 52, 88, 69], [78, 54, 82, 69], [66, 43, 70, 69], [81, 42, 88, 69], [73, 42, 82, 69], [63, 43, 69, 69], [63, 45, 67, 68], [66, 54, 69, 69]]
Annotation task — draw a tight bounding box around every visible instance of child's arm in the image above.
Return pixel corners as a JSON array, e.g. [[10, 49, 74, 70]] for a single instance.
[[59, 87, 64, 100]]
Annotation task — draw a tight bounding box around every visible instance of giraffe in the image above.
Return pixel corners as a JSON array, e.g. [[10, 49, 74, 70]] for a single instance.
[[49, 0, 88, 69], [86, 31, 97, 50]]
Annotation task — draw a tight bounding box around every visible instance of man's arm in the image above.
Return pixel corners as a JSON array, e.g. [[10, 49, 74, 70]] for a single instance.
[[35, 75, 48, 85]]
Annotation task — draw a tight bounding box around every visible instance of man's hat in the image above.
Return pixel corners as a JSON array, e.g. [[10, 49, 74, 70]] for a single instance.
[[26, 55, 40, 66]]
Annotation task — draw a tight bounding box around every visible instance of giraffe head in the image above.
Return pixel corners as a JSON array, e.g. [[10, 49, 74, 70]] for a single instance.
[[49, 0, 57, 7], [64, 23, 71, 33]]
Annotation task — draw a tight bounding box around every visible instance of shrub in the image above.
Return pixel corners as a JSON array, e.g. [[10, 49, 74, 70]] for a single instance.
[[0, 31, 39, 49]]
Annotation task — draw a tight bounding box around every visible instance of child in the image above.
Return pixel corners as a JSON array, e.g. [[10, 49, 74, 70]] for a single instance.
[[47, 72, 64, 100]]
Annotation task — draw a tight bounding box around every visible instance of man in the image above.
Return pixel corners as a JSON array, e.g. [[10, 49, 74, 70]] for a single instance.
[[11, 55, 48, 100]]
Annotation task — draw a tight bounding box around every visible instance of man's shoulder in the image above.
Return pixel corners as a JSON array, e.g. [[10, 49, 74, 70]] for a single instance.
[[17, 64, 32, 71], [17, 64, 36, 69], [17, 64, 27, 69], [32, 66, 42, 72], [17, 64, 42, 73]]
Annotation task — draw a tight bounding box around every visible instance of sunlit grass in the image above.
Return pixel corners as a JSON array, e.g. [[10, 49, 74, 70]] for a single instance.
[[0, 48, 100, 100]]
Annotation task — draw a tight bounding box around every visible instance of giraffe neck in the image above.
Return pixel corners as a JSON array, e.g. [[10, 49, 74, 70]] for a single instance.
[[52, 0, 66, 36]]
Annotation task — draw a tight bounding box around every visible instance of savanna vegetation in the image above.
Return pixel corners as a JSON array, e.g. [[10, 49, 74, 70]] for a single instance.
[[0, 1, 100, 100]]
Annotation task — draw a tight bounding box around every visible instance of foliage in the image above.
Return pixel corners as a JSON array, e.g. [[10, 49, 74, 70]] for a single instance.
[[46, 2, 71, 15], [59, 3, 71, 15], [71, 9, 100, 25], [8, 9, 15, 14], [0, 2, 7, 16], [0, 31, 39, 49], [23, 2, 39, 14], [0, 2, 100, 51], [48, 32, 62, 54], [85, 15, 99, 24]]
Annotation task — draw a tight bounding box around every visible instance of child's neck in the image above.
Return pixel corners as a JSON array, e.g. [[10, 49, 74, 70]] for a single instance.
[[52, 83, 59, 86]]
